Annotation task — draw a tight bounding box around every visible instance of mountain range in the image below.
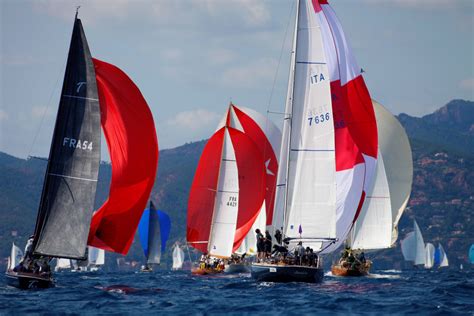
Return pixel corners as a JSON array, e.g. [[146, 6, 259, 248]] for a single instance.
[[0, 99, 472, 270]]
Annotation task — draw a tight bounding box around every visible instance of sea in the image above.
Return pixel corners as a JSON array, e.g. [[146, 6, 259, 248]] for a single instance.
[[1, 269, 473, 315]]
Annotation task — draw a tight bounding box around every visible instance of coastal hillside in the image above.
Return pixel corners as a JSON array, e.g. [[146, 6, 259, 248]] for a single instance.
[[0, 100, 472, 269]]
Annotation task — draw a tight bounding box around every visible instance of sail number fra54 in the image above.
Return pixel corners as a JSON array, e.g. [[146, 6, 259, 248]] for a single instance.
[[63, 137, 93, 151]]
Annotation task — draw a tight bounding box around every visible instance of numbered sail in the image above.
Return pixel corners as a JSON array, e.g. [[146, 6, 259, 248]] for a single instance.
[[187, 126, 265, 257], [87, 58, 159, 255], [33, 17, 101, 259], [172, 244, 185, 270], [88, 246, 105, 266], [138, 202, 171, 265], [424, 243, 435, 269]]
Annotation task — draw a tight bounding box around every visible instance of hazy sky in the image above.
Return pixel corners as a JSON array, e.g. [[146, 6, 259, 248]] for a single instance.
[[1, 0, 473, 160]]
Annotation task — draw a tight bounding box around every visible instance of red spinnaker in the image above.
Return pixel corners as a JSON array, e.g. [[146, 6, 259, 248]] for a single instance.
[[187, 128, 224, 253], [228, 128, 266, 252], [231, 105, 278, 226], [88, 58, 158, 255]]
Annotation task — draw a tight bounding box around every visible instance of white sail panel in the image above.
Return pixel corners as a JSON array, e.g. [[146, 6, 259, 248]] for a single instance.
[[284, 0, 336, 245], [9, 243, 23, 270], [88, 246, 105, 265], [208, 128, 239, 258], [401, 231, 416, 261], [349, 151, 392, 250], [236, 202, 266, 256], [172, 244, 185, 270], [424, 243, 435, 269], [372, 101, 413, 245], [55, 258, 71, 271], [438, 244, 449, 268], [413, 220, 425, 265]]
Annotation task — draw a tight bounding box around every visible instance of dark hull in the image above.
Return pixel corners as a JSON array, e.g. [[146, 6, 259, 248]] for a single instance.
[[5, 271, 54, 289], [224, 263, 250, 274], [251, 263, 324, 283]]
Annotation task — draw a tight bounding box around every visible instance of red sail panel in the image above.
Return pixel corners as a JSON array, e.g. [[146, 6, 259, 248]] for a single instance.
[[232, 106, 278, 226], [228, 128, 266, 252], [187, 128, 225, 253], [87, 58, 158, 255]]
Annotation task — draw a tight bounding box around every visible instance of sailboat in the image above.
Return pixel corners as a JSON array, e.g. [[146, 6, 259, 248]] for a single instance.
[[87, 246, 105, 272], [215, 104, 281, 273], [250, 0, 378, 283], [54, 258, 72, 272], [187, 109, 267, 275], [172, 243, 185, 271], [6, 243, 23, 273], [331, 100, 413, 276], [5, 11, 158, 289], [401, 220, 426, 267], [434, 244, 449, 268], [138, 201, 171, 272]]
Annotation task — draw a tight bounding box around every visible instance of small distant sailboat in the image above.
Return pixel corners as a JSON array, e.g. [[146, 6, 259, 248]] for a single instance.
[[401, 220, 426, 267], [187, 110, 266, 275], [6, 10, 158, 289], [6, 243, 23, 272], [138, 201, 171, 272], [54, 258, 72, 272], [172, 243, 185, 271], [424, 243, 435, 269], [87, 246, 105, 272], [434, 244, 449, 268]]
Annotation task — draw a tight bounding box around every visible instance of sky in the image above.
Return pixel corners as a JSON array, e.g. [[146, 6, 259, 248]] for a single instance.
[[1, 0, 473, 161]]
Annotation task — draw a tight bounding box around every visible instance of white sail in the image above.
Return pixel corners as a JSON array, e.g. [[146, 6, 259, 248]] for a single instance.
[[401, 231, 416, 261], [8, 243, 23, 270], [438, 244, 449, 268], [55, 258, 72, 271], [413, 221, 425, 265], [172, 244, 185, 270], [372, 101, 413, 245], [208, 128, 240, 258], [283, 0, 337, 250], [349, 150, 392, 250], [88, 246, 105, 266], [236, 202, 267, 256], [424, 243, 435, 269]]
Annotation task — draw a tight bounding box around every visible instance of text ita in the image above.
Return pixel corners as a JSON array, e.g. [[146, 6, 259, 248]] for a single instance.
[[310, 73, 325, 84]]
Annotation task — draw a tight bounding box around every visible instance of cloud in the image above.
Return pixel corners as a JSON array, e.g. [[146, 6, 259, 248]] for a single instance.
[[459, 78, 474, 91], [166, 109, 220, 131], [360, 0, 469, 10], [31, 105, 53, 119], [221, 57, 278, 88]]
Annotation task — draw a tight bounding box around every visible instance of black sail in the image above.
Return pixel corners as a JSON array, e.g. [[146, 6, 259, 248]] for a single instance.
[[32, 17, 101, 259], [147, 201, 161, 264]]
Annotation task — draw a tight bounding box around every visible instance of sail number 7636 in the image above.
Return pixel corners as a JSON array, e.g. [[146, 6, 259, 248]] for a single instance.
[[308, 113, 330, 126]]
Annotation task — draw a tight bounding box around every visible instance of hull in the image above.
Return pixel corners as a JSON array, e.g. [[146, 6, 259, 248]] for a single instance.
[[251, 263, 324, 283], [224, 263, 250, 274], [5, 270, 54, 289], [331, 261, 371, 277]]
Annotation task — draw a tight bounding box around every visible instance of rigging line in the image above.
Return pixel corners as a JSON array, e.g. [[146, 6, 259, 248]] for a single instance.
[[26, 56, 68, 161]]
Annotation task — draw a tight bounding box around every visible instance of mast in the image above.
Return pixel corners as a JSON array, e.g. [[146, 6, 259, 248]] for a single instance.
[[281, 0, 299, 236]]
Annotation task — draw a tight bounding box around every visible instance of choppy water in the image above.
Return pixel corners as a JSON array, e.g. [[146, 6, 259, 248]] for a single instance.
[[1, 269, 473, 315]]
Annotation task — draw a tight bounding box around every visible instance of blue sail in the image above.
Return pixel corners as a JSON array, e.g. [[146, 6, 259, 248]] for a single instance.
[[138, 201, 171, 264], [470, 244, 474, 264], [433, 247, 441, 266]]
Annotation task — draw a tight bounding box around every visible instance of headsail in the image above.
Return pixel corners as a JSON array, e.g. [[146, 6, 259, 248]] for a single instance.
[[33, 17, 101, 259], [401, 220, 425, 265], [172, 244, 185, 270], [138, 202, 171, 265], [88, 246, 105, 266], [87, 58, 159, 255], [424, 243, 435, 269], [438, 244, 449, 268], [9, 243, 23, 270]]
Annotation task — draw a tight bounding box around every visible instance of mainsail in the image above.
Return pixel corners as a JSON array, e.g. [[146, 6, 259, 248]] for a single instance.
[[274, 0, 378, 252], [32, 17, 101, 259], [401, 220, 425, 265], [187, 126, 266, 257], [87, 59, 159, 255], [138, 202, 171, 265], [172, 244, 185, 270]]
